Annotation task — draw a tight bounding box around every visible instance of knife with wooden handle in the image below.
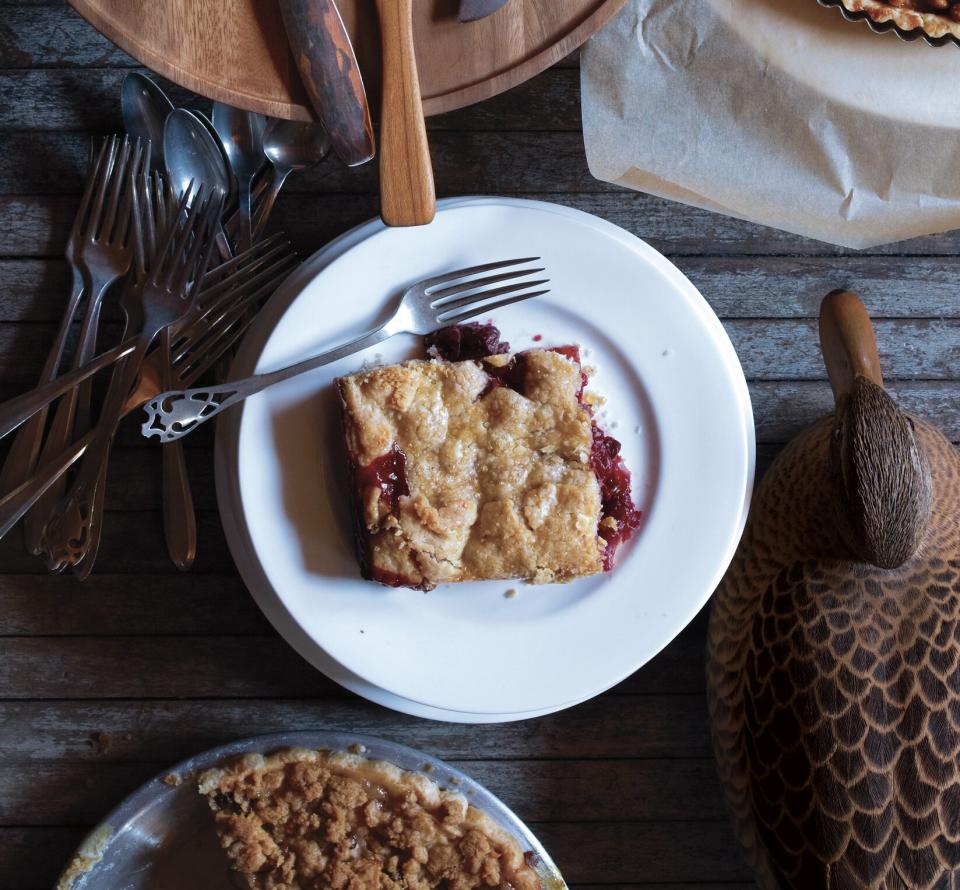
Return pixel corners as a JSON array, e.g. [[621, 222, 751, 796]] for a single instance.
[[278, 0, 374, 167], [375, 0, 436, 226], [459, 0, 511, 21]]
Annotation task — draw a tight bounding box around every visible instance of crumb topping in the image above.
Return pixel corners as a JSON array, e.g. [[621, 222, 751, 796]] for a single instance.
[[337, 349, 606, 589], [840, 0, 960, 38], [198, 748, 542, 890]]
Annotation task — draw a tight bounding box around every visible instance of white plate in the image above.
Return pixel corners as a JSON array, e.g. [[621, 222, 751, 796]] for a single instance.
[[217, 197, 754, 716], [707, 0, 960, 129], [216, 200, 573, 723]]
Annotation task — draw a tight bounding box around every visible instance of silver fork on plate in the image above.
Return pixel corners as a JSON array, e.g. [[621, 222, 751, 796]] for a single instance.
[[40, 183, 224, 577], [0, 236, 299, 544], [141, 257, 549, 443], [22, 135, 148, 553]]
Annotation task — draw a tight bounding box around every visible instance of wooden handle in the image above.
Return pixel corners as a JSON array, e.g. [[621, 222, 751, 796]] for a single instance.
[[819, 290, 884, 403], [278, 0, 375, 167], [376, 0, 436, 226]]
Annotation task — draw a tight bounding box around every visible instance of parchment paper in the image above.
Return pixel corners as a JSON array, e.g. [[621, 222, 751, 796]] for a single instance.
[[581, 0, 960, 248]]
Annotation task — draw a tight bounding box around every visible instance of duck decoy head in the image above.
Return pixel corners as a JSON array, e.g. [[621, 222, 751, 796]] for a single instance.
[[820, 290, 933, 569]]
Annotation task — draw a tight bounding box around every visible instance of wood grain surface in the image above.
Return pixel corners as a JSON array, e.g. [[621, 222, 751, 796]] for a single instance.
[[64, 0, 628, 118], [1, 3, 959, 888]]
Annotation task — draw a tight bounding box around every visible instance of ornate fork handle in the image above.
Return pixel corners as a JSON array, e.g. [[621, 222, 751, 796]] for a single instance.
[[142, 326, 391, 443]]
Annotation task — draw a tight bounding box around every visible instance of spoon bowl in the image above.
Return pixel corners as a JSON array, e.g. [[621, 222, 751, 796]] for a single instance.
[[254, 119, 331, 237], [163, 108, 231, 204], [263, 118, 330, 172], [121, 73, 174, 168]]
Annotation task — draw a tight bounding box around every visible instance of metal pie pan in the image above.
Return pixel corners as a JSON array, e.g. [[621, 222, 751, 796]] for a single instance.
[[817, 0, 960, 47], [56, 731, 567, 889]]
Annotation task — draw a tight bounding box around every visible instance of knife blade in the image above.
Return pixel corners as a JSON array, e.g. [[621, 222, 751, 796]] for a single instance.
[[278, 0, 375, 167], [458, 0, 510, 22]]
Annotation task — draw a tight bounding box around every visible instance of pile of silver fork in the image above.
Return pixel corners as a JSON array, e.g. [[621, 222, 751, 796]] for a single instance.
[[0, 133, 300, 577]]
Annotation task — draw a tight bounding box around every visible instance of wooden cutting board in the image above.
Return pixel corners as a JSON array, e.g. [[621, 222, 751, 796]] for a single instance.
[[67, 0, 628, 119]]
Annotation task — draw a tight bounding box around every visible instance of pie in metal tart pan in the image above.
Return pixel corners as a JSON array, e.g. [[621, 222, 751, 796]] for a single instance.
[[54, 732, 565, 889], [818, 0, 960, 45]]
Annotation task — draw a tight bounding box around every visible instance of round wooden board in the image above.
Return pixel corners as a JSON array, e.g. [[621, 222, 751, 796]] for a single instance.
[[67, 0, 628, 120]]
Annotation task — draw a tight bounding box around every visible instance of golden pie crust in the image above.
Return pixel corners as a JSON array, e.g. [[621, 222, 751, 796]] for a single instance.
[[198, 748, 543, 890], [337, 349, 606, 590], [839, 0, 960, 39]]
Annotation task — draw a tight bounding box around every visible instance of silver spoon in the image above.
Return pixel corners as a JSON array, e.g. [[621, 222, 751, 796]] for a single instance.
[[254, 119, 330, 239], [212, 102, 266, 251], [121, 72, 174, 169], [163, 108, 232, 258]]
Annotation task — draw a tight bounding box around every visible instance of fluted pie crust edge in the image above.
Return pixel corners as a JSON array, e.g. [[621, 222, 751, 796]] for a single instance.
[[839, 0, 960, 38]]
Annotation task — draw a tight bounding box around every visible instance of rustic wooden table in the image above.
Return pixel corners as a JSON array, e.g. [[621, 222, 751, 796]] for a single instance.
[[2, 3, 958, 887]]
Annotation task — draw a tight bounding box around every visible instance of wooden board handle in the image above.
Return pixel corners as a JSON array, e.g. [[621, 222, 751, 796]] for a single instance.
[[376, 0, 436, 226], [819, 289, 884, 403]]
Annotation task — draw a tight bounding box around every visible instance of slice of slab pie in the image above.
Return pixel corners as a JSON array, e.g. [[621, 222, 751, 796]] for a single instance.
[[198, 748, 544, 889], [838, 0, 960, 39], [335, 324, 641, 591]]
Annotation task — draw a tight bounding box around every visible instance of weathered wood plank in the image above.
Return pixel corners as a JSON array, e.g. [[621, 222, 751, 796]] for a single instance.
[[0, 509, 232, 573], [535, 822, 751, 884], [0, 821, 751, 889], [0, 758, 728, 825], [0, 130, 607, 196], [0, 67, 581, 132], [5, 256, 960, 323], [0, 696, 713, 762], [0, 574, 267, 635], [0, 318, 955, 387], [12, 192, 960, 259], [751, 380, 960, 442], [0, 611, 709, 697], [0, 4, 134, 68]]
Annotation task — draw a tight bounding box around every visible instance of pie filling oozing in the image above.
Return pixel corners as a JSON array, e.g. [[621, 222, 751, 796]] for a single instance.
[[198, 748, 544, 890], [839, 0, 960, 37], [336, 324, 641, 591]]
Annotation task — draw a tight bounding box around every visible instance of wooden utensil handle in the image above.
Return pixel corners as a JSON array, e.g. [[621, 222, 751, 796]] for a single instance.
[[376, 0, 436, 226], [819, 289, 884, 402]]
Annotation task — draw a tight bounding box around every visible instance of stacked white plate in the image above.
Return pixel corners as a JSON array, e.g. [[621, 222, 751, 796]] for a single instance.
[[215, 197, 755, 723]]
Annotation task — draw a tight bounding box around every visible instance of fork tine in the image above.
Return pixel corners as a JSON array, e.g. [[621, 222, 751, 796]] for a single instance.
[[100, 135, 131, 243], [429, 268, 546, 305], [198, 233, 291, 290], [173, 253, 299, 357], [194, 242, 296, 312], [185, 194, 224, 299], [86, 134, 119, 239], [437, 289, 551, 326], [115, 138, 149, 249], [172, 265, 297, 382], [420, 258, 541, 293], [130, 170, 149, 281], [153, 183, 195, 285], [169, 190, 211, 294], [70, 137, 110, 242], [434, 279, 549, 317]]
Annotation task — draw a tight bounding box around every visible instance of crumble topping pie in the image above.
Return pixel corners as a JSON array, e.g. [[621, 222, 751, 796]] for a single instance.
[[336, 325, 640, 590], [838, 0, 960, 39], [198, 747, 543, 890]]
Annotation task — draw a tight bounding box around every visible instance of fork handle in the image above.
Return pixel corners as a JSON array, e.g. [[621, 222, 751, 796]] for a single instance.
[[376, 0, 435, 227], [0, 337, 137, 441], [0, 269, 84, 497], [142, 326, 392, 442]]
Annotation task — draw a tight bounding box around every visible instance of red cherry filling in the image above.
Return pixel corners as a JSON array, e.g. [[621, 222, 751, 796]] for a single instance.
[[425, 322, 510, 362], [356, 444, 409, 516], [590, 426, 642, 570]]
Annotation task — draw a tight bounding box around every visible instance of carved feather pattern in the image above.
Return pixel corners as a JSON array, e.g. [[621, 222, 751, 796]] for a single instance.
[[708, 417, 960, 890]]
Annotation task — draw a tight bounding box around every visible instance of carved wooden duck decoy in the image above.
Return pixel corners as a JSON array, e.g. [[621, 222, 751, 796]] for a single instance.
[[707, 291, 960, 890]]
